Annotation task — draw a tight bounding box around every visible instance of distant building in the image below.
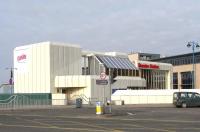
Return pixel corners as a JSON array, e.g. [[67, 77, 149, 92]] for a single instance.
[[129, 52, 160, 61], [152, 52, 200, 89]]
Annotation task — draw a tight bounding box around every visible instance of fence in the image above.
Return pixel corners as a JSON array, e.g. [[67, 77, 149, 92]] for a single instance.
[[0, 94, 53, 110]]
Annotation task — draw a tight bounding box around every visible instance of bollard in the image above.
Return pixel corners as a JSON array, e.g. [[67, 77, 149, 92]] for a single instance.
[[106, 100, 112, 114], [96, 101, 103, 115]]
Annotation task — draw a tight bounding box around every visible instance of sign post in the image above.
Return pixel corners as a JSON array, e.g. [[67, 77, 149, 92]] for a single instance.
[[100, 72, 106, 105]]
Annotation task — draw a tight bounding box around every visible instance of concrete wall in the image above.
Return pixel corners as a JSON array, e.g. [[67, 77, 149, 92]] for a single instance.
[[52, 94, 67, 105], [55, 75, 146, 104], [49, 43, 81, 93], [112, 89, 200, 104], [55, 75, 107, 104], [128, 54, 139, 62]]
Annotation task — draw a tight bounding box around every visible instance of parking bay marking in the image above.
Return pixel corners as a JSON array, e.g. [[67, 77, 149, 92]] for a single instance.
[[1, 114, 200, 123], [2, 114, 122, 132], [0, 123, 107, 132]]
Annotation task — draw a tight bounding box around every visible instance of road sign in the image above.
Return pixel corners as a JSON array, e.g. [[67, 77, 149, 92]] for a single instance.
[[96, 80, 108, 85], [100, 72, 106, 80]]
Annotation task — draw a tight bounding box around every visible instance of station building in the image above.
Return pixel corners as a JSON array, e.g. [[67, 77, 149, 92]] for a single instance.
[[14, 42, 172, 105], [152, 52, 200, 89], [128, 53, 172, 89]]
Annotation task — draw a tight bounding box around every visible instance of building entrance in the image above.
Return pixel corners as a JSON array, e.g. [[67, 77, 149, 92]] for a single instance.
[[141, 69, 167, 89]]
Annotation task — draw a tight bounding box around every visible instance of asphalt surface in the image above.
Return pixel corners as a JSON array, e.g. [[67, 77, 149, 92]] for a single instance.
[[0, 105, 200, 132]]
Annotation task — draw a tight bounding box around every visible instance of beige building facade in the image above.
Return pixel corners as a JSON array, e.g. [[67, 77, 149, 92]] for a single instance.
[[173, 64, 200, 89], [152, 52, 200, 89]]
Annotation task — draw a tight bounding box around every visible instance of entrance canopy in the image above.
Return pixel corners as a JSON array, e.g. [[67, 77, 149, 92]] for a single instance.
[[96, 55, 137, 70]]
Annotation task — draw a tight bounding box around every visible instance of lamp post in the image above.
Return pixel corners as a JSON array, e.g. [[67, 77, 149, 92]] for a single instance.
[[5, 67, 17, 85], [187, 41, 200, 89]]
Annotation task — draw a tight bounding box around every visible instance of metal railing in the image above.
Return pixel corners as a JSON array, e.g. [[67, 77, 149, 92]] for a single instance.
[[69, 94, 98, 105], [0, 95, 52, 110]]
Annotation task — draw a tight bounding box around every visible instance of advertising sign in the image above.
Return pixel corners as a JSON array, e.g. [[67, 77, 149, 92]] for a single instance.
[[14, 47, 30, 72]]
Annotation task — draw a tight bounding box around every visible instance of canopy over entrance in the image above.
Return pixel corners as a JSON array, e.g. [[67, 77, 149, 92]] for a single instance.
[[96, 55, 137, 70]]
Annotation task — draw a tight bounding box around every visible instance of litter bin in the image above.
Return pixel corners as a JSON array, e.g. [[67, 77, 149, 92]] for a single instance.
[[76, 98, 82, 108], [96, 101, 104, 115]]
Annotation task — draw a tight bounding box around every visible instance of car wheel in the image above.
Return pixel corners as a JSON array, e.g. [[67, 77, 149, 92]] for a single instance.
[[182, 103, 187, 108]]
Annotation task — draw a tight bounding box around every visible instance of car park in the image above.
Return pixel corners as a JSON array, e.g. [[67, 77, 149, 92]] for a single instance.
[[173, 92, 200, 108]]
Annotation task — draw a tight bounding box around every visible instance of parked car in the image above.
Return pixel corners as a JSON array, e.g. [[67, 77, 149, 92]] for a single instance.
[[173, 92, 200, 108]]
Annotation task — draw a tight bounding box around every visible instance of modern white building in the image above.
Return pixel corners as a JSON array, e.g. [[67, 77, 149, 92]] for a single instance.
[[14, 42, 173, 105]]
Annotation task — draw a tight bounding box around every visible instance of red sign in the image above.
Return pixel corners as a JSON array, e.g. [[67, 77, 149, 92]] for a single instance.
[[100, 72, 106, 80], [17, 54, 27, 62], [138, 63, 159, 69]]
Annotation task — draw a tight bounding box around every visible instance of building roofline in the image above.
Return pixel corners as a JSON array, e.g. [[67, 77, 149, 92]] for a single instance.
[[151, 52, 200, 61], [128, 52, 160, 56]]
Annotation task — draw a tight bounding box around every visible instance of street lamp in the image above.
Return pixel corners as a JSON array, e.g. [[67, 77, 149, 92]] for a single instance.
[[5, 67, 17, 85], [187, 41, 200, 89]]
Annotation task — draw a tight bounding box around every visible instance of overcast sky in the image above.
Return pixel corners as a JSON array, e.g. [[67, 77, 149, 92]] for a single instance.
[[1, 0, 200, 83]]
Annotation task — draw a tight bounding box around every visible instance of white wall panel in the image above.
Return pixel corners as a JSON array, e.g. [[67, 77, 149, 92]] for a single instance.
[[112, 89, 200, 104], [14, 42, 81, 94]]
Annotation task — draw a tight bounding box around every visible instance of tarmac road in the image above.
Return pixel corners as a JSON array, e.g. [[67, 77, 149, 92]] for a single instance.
[[0, 105, 200, 132]]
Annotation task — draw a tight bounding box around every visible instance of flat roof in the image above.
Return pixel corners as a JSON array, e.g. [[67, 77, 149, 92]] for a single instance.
[[151, 52, 200, 61]]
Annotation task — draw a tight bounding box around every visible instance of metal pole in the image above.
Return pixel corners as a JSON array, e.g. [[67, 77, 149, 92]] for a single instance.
[[103, 85, 105, 105], [187, 41, 199, 89], [109, 68, 112, 113], [192, 45, 195, 89]]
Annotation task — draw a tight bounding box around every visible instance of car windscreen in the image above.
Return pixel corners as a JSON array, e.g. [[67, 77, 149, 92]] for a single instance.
[[180, 93, 187, 98]]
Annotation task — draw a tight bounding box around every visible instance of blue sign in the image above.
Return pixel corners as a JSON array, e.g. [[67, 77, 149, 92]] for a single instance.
[[96, 80, 108, 85]]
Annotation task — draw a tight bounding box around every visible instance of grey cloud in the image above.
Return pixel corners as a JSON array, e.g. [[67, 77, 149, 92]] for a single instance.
[[1, 0, 200, 83]]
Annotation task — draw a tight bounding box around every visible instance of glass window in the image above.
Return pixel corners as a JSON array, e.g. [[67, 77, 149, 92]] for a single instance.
[[173, 73, 178, 89], [188, 93, 193, 98], [194, 93, 200, 98], [96, 55, 137, 70], [181, 93, 186, 98], [181, 72, 193, 89]]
